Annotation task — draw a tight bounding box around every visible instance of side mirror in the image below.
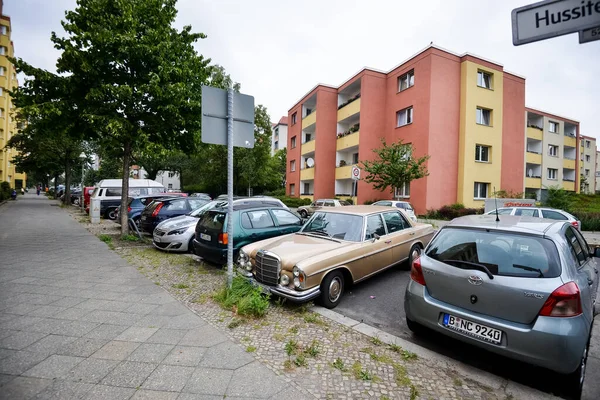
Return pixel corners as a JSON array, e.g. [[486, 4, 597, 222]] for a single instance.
[[372, 233, 381, 242]]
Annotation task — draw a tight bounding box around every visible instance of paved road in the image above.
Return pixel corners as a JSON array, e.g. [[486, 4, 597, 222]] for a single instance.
[[0, 195, 309, 399], [336, 263, 578, 399]]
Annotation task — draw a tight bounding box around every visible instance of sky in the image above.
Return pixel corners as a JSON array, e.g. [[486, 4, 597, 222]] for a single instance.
[[5, 0, 600, 139]]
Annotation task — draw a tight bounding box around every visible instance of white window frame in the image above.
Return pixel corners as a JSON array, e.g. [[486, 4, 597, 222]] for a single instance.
[[475, 145, 490, 162], [395, 182, 410, 198], [290, 184, 295, 196], [0, 26, 6, 35], [290, 160, 296, 172], [291, 136, 296, 148], [474, 182, 488, 200], [586, 140, 591, 148], [291, 113, 297, 125], [398, 70, 414, 92], [0, 87, 3, 96], [476, 107, 491, 126], [0, 47, 5, 56], [0, 66, 5, 76], [396, 106, 413, 127], [549, 121, 558, 133], [548, 145, 558, 157], [0, 108, 3, 118], [477, 71, 492, 89], [547, 168, 558, 180]]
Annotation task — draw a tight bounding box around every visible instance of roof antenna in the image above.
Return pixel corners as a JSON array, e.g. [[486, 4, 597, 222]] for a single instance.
[[493, 186, 500, 222]]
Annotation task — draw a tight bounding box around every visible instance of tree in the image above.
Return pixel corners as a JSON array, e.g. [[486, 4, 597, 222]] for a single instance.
[[580, 174, 589, 193], [545, 185, 572, 211], [360, 139, 429, 197], [52, 0, 212, 233]]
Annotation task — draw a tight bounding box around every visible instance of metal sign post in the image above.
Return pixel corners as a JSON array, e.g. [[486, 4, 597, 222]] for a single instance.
[[201, 85, 255, 287], [351, 166, 360, 202]]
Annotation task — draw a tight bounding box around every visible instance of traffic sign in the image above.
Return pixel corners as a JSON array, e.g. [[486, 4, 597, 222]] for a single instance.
[[579, 25, 600, 43], [512, 0, 600, 46], [351, 166, 360, 181]]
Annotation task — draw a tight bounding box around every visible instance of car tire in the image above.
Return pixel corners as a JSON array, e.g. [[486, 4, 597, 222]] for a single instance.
[[73, 198, 80, 206], [106, 208, 117, 220], [318, 270, 345, 309], [567, 341, 589, 397], [403, 244, 422, 271], [299, 210, 308, 219], [187, 237, 195, 253], [406, 317, 425, 335]]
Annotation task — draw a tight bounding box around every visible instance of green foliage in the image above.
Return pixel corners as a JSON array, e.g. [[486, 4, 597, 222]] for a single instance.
[[352, 362, 374, 381], [120, 234, 140, 242], [360, 139, 430, 194], [304, 340, 321, 357], [331, 358, 347, 372], [494, 189, 524, 199], [545, 186, 572, 211], [0, 182, 12, 201], [285, 339, 299, 357], [98, 234, 112, 244], [294, 353, 307, 367], [271, 196, 312, 208], [425, 204, 484, 220], [213, 276, 270, 318], [246, 345, 256, 353], [172, 283, 189, 289]]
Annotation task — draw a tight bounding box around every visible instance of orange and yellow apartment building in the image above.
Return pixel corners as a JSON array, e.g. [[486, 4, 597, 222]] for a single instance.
[[285, 45, 580, 215]]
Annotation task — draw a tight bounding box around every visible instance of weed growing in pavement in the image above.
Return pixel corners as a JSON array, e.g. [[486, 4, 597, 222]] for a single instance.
[[304, 340, 320, 357], [172, 283, 189, 289], [401, 350, 418, 361], [409, 384, 419, 400], [392, 363, 411, 386], [121, 234, 140, 242], [370, 336, 383, 346], [228, 318, 245, 329], [283, 359, 294, 370], [284, 339, 299, 357], [294, 353, 307, 367], [380, 396, 391, 400], [303, 313, 320, 324], [453, 378, 463, 387], [352, 361, 376, 381], [213, 276, 270, 317], [98, 234, 112, 243], [273, 333, 285, 342], [331, 358, 347, 372], [154, 281, 160, 285], [246, 345, 256, 353], [388, 343, 402, 353], [288, 325, 300, 334]]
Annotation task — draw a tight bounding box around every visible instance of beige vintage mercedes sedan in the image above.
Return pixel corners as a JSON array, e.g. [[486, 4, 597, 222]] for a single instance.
[[237, 206, 435, 308]]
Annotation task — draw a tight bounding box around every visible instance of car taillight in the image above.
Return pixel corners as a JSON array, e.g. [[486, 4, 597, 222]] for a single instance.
[[127, 206, 132, 213], [539, 281, 582, 317], [571, 221, 579, 229], [218, 233, 228, 245], [410, 256, 426, 286], [151, 203, 163, 217]]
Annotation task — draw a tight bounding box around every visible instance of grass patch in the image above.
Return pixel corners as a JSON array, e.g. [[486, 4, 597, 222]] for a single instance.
[[283, 359, 294, 370], [453, 378, 463, 387], [388, 343, 402, 353], [288, 325, 300, 334], [120, 234, 140, 242], [285, 339, 299, 357], [409, 385, 419, 400], [331, 358, 347, 372], [303, 313, 321, 324], [393, 363, 411, 386], [213, 276, 270, 318], [401, 350, 418, 361], [228, 318, 246, 329], [172, 283, 189, 289], [98, 234, 113, 244], [370, 336, 383, 346], [352, 361, 375, 381], [246, 345, 256, 353], [294, 354, 307, 367], [273, 333, 285, 342], [304, 340, 320, 357]]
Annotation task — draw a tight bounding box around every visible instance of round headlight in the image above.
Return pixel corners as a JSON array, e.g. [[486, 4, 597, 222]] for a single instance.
[[238, 250, 249, 264], [245, 262, 252, 271], [293, 266, 300, 277], [280, 274, 290, 286], [293, 277, 301, 288]]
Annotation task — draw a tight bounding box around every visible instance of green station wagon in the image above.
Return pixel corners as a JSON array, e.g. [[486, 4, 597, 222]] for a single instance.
[[192, 204, 304, 265]]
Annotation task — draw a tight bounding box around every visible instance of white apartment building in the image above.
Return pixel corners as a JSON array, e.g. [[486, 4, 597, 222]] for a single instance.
[[579, 135, 596, 194], [271, 116, 288, 156]]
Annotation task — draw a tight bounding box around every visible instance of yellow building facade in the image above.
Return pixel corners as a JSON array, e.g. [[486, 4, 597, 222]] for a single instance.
[[0, 12, 26, 188]]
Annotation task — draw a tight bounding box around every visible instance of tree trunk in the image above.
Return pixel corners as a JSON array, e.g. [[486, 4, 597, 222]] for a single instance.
[[64, 157, 71, 206], [120, 142, 132, 235], [53, 174, 58, 198]]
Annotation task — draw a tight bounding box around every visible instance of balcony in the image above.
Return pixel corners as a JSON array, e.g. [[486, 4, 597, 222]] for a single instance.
[[525, 177, 542, 188], [302, 111, 316, 129], [300, 167, 315, 181], [526, 126, 543, 141], [525, 152, 542, 164], [335, 165, 353, 180], [563, 159, 576, 169], [564, 135, 576, 147], [338, 97, 360, 122], [301, 140, 316, 155], [563, 181, 575, 191], [336, 131, 359, 151]]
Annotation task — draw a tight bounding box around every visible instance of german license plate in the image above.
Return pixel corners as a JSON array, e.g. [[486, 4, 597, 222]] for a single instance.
[[200, 233, 211, 241], [443, 314, 502, 344], [153, 235, 161, 243]]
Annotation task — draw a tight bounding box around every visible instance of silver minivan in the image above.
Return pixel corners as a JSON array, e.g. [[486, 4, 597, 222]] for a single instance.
[[405, 215, 598, 393]]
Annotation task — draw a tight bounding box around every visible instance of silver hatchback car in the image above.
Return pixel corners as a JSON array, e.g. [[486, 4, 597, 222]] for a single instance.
[[405, 215, 598, 391]]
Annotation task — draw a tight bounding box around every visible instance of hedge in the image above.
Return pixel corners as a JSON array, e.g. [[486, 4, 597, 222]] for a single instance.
[[424, 203, 484, 220]]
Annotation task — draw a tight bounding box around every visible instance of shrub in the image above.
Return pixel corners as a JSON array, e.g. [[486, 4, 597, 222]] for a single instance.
[[264, 188, 286, 197], [271, 196, 312, 208], [426, 204, 484, 220], [571, 211, 600, 231], [545, 186, 572, 211], [0, 181, 11, 201], [214, 275, 270, 317]]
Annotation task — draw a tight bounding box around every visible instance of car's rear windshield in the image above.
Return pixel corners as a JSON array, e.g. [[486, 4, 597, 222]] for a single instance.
[[197, 210, 226, 231], [426, 228, 561, 278], [397, 203, 413, 210], [301, 211, 363, 241]]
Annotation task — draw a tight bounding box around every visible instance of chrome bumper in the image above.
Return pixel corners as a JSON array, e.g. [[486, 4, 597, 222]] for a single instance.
[[238, 269, 321, 302]]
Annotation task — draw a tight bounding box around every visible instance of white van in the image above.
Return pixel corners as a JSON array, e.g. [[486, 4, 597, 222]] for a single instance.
[[91, 179, 166, 219]]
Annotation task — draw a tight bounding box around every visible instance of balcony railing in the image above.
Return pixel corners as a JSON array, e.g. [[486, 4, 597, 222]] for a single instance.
[[337, 93, 361, 110]]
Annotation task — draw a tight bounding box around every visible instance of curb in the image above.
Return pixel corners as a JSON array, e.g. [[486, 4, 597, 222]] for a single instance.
[[312, 305, 561, 400]]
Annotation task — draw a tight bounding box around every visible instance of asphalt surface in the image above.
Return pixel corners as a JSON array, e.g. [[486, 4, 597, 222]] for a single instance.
[[335, 264, 578, 400]]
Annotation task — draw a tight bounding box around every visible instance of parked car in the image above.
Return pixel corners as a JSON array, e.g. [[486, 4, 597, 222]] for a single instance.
[[484, 206, 581, 230], [371, 200, 417, 222], [297, 199, 348, 219], [404, 214, 598, 392], [90, 179, 166, 220], [238, 206, 435, 308], [139, 197, 209, 233], [153, 198, 287, 253], [114, 194, 182, 225], [190, 193, 212, 201], [192, 203, 304, 264]]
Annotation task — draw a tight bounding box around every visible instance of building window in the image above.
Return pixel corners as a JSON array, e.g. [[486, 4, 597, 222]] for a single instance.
[[0, 47, 5, 56], [396, 106, 413, 127], [549, 121, 558, 133], [0, 108, 3, 118], [168, 172, 175, 178], [352, 153, 359, 164], [548, 145, 558, 157], [0, 66, 4, 76], [585, 169, 590, 176], [0, 26, 7, 35], [290, 160, 296, 172], [291, 112, 297, 125], [303, 183, 310, 194], [473, 182, 488, 199], [586, 155, 591, 162], [168, 183, 173, 189], [304, 133, 312, 142], [290, 184, 295, 196], [475, 145, 490, 162], [395, 182, 410, 198], [0, 88, 3, 97], [476, 107, 491, 126], [274, 141, 278, 150], [291, 136, 296, 148], [477, 71, 492, 89], [398, 70, 414, 92], [586, 140, 591, 148], [547, 168, 558, 180]]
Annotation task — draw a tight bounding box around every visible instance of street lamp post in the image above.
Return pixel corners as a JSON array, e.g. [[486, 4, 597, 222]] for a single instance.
[[80, 152, 86, 208]]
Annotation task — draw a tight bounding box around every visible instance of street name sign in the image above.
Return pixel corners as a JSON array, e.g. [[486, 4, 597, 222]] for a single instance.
[[512, 0, 600, 45], [579, 24, 600, 42]]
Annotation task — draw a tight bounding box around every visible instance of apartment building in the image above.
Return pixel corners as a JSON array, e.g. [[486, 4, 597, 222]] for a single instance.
[[0, 4, 26, 188], [596, 150, 600, 193], [271, 116, 288, 156], [524, 108, 580, 200], [285, 45, 525, 214], [579, 135, 596, 193]]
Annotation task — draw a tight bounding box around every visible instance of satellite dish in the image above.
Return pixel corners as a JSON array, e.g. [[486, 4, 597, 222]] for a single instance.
[[528, 169, 533, 177], [306, 158, 314, 168]]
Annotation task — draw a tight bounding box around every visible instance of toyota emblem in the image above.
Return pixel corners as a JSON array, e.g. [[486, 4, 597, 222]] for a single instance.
[[468, 275, 483, 285]]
